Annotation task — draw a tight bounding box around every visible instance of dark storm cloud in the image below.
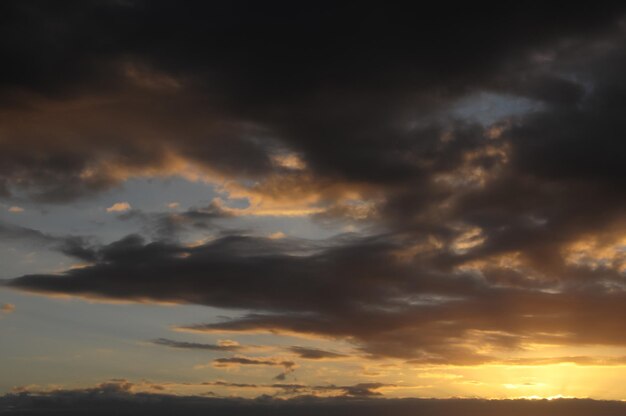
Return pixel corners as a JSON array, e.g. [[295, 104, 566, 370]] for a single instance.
[[0, 2, 624, 201], [2, 2, 619, 97], [2, 383, 626, 416]]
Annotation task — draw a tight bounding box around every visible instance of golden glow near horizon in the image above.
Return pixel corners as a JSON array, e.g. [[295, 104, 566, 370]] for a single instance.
[[2, 290, 626, 400]]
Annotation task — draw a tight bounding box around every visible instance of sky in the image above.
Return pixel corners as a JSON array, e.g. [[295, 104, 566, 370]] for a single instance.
[[1, 1, 626, 412]]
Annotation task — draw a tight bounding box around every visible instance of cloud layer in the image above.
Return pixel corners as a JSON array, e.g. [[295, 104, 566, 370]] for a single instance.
[[2, 382, 626, 416], [2, 1, 626, 374]]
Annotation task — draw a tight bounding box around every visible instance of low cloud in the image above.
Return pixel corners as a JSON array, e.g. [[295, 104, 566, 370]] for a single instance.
[[7, 231, 626, 364], [2, 382, 626, 416], [106, 202, 132, 213], [288, 346, 347, 360], [212, 356, 296, 380], [151, 338, 241, 352], [1, 303, 15, 314]]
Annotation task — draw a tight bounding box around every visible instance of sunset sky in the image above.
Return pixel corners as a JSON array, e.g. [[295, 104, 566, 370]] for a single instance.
[[1, 2, 626, 411]]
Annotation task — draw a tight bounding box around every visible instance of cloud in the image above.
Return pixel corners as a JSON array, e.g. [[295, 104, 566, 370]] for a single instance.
[[3, 1, 626, 373], [2, 382, 626, 416], [287, 346, 347, 360], [335, 383, 390, 397], [0, 2, 623, 205], [204, 380, 389, 397], [115, 201, 231, 240], [7, 230, 626, 364], [150, 338, 241, 352], [0, 222, 98, 262], [212, 356, 296, 381], [1, 303, 15, 314], [213, 357, 293, 369], [268, 231, 286, 240], [106, 202, 132, 213]]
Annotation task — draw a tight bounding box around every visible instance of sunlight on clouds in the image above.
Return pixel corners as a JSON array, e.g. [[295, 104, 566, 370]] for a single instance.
[[393, 235, 445, 262], [434, 141, 510, 189], [215, 179, 327, 217], [106, 202, 132, 213], [451, 226, 486, 254], [268, 231, 287, 239], [271, 153, 306, 170], [1, 303, 15, 314], [564, 233, 626, 272], [122, 61, 183, 91]]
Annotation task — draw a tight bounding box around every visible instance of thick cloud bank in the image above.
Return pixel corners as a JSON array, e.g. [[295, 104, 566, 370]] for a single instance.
[[1, 386, 625, 416], [3, 1, 626, 369]]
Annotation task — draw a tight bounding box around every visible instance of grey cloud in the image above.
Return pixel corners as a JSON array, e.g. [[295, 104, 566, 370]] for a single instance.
[[213, 357, 295, 369], [117, 201, 231, 241], [213, 356, 296, 381], [0, 222, 98, 262], [7, 231, 626, 364], [151, 338, 241, 352], [288, 346, 347, 360]]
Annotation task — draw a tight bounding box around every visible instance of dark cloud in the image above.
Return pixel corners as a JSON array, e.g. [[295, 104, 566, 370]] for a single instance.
[[150, 338, 241, 352], [3, 0, 626, 372], [2, 383, 626, 416], [7, 231, 626, 364], [7, 234, 410, 313], [204, 381, 259, 389], [288, 346, 347, 360], [190, 379, 390, 397], [0, 221, 98, 262], [0, 2, 624, 202], [117, 201, 231, 241], [213, 357, 295, 369], [212, 356, 296, 381], [334, 383, 389, 398]]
